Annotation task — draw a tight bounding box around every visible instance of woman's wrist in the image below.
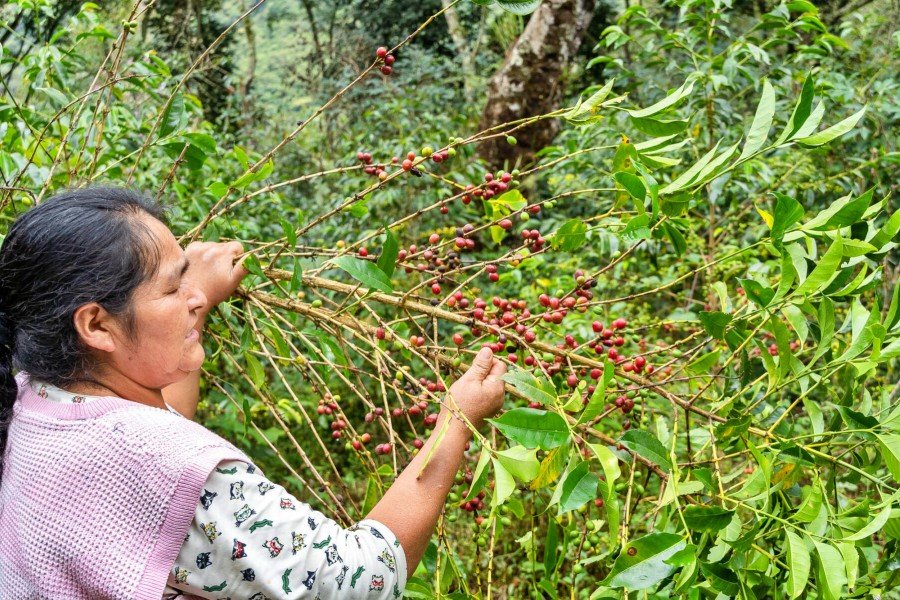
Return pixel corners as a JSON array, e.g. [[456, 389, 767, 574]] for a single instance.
[[437, 407, 477, 438]]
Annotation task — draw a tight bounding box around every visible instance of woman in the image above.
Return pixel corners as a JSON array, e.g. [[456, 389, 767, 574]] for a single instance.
[[0, 187, 506, 599]]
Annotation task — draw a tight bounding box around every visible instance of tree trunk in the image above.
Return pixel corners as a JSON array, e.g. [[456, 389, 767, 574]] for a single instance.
[[477, 0, 596, 168]]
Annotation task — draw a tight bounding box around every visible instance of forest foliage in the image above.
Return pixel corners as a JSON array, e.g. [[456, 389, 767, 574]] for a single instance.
[[1, 0, 898, 598]]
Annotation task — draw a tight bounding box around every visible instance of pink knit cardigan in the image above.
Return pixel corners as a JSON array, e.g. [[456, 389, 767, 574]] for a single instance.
[[0, 373, 252, 599]]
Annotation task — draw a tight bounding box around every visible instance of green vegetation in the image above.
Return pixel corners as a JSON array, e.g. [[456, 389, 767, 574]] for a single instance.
[[1, 0, 897, 597]]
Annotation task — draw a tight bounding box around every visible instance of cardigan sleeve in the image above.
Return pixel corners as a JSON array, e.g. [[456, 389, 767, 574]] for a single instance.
[[165, 460, 408, 600]]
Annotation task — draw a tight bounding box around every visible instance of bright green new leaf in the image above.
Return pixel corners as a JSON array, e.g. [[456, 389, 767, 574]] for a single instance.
[[491, 458, 516, 506], [496, 446, 541, 482]]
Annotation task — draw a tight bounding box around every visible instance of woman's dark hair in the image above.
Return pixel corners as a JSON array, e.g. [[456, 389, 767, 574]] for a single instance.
[[0, 187, 167, 478]]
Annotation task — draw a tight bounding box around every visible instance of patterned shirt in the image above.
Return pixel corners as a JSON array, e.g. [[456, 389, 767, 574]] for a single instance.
[[30, 380, 407, 600]]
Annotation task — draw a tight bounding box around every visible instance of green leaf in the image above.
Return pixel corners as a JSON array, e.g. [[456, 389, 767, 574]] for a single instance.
[[465, 447, 492, 501], [619, 429, 672, 473], [837, 406, 879, 430], [660, 142, 721, 195], [606, 533, 687, 590], [870, 208, 900, 250], [682, 505, 734, 533], [686, 350, 720, 375], [775, 73, 815, 145], [795, 483, 823, 523], [589, 443, 621, 535], [793, 237, 843, 297], [771, 193, 805, 248], [488, 408, 570, 450], [627, 78, 696, 119], [663, 222, 687, 256], [490, 189, 527, 212], [621, 214, 651, 241], [331, 256, 393, 293], [496, 445, 541, 482], [739, 79, 776, 161], [377, 229, 399, 278], [699, 311, 732, 340], [805, 188, 874, 230], [785, 531, 811, 598], [813, 540, 848, 600], [491, 458, 516, 506], [501, 369, 557, 406], [578, 359, 612, 424], [552, 219, 588, 252], [797, 106, 866, 146], [700, 561, 740, 596], [615, 172, 647, 204], [244, 352, 265, 389], [558, 461, 600, 514], [843, 505, 892, 541], [530, 445, 568, 490], [715, 415, 752, 440], [787, 0, 819, 13], [876, 434, 900, 480], [494, 0, 542, 15], [564, 79, 616, 121], [629, 116, 689, 136], [159, 93, 186, 138]]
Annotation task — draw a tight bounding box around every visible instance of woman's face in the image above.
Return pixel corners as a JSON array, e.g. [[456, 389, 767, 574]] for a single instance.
[[106, 216, 208, 389]]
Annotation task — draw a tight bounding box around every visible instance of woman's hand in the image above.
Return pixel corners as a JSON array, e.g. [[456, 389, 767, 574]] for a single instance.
[[183, 241, 248, 311], [446, 346, 507, 429]]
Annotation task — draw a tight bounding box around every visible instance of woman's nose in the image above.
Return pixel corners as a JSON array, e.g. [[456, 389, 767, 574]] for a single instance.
[[188, 284, 208, 313]]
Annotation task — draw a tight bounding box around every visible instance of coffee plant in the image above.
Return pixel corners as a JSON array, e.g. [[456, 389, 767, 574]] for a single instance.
[[1, 0, 897, 597]]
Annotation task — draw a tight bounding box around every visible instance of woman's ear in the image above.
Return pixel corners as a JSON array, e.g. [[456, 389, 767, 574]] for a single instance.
[[72, 302, 118, 353]]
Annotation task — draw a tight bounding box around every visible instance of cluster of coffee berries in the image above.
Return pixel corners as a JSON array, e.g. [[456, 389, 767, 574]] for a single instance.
[[420, 145, 455, 164], [454, 223, 477, 252], [395, 240, 464, 300], [316, 397, 339, 415], [356, 151, 392, 181], [521, 228, 546, 251], [375, 46, 395, 75]]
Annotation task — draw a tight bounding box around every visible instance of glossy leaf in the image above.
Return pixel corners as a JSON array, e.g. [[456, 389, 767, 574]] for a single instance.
[[619, 429, 672, 473], [606, 533, 687, 590], [557, 460, 599, 514], [683, 505, 734, 533], [488, 408, 570, 450], [739, 79, 776, 160], [331, 256, 393, 293], [785, 531, 811, 598]]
